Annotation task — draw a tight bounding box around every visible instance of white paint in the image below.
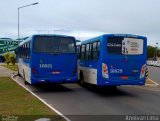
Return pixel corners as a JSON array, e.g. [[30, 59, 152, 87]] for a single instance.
[[145, 78, 159, 87], [79, 66, 97, 84], [18, 58, 31, 84], [11, 75, 71, 121], [35, 118, 51, 121]]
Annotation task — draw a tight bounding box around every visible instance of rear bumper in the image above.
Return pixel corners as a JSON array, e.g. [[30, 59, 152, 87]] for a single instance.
[[31, 75, 78, 84], [97, 78, 146, 86]]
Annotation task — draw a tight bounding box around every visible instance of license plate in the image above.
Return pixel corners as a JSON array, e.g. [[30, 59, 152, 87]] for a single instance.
[[121, 76, 128, 80], [52, 71, 60, 74]]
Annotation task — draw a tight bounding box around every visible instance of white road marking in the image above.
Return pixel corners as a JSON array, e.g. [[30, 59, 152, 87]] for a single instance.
[[145, 78, 159, 87]]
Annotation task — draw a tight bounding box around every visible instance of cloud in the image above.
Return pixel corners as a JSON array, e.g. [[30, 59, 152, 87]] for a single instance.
[[0, 0, 160, 46]]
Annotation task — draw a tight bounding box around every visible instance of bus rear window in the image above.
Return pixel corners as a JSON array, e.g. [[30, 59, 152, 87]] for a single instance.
[[107, 37, 144, 55], [34, 36, 76, 53]]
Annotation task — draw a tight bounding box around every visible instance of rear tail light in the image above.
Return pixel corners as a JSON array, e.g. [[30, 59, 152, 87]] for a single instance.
[[121, 76, 128, 80], [32, 67, 37, 75], [140, 64, 146, 79], [52, 71, 60, 74], [102, 63, 109, 79]]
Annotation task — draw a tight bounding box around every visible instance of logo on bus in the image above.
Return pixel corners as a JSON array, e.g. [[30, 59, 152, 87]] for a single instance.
[[39, 64, 52, 68]]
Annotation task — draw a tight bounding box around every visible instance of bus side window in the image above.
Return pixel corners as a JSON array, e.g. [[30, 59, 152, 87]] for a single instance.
[[27, 42, 30, 59], [77, 46, 80, 59], [21, 45, 22, 58], [86, 44, 90, 60], [22, 45, 24, 58], [26, 43, 28, 59], [81, 44, 86, 60], [23, 44, 25, 58], [25, 43, 27, 59], [24, 44, 26, 59], [27, 43, 28, 59], [92, 41, 100, 60], [93, 42, 97, 60], [97, 41, 100, 59], [89, 43, 93, 60], [77, 46, 79, 56], [79, 46, 81, 59], [28, 42, 31, 59], [20, 46, 22, 58]]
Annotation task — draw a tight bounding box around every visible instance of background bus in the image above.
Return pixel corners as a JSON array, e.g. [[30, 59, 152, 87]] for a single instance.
[[17, 34, 78, 84], [78, 34, 147, 86]]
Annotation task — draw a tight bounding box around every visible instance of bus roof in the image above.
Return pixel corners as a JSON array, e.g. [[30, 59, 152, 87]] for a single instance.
[[32, 34, 75, 39], [18, 34, 76, 46], [81, 34, 147, 44]]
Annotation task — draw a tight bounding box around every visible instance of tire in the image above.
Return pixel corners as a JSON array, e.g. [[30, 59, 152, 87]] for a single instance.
[[17, 66, 21, 77], [80, 71, 85, 86], [23, 70, 29, 85]]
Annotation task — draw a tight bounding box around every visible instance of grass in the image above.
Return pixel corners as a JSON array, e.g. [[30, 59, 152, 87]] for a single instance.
[[1, 64, 17, 71], [0, 77, 65, 121]]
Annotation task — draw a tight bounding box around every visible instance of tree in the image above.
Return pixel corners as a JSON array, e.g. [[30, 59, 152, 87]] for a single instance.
[[147, 45, 160, 59], [3, 52, 10, 65], [9, 53, 16, 65], [3, 52, 16, 65], [158, 49, 160, 57], [147, 45, 155, 59]]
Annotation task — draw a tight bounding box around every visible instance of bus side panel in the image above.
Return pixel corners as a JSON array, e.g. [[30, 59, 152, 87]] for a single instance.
[[18, 58, 23, 78], [18, 58, 31, 84], [79, 66, 97, 85]]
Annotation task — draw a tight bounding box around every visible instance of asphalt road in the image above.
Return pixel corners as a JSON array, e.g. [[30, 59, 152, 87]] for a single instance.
[[13, 74, 160, 121], [148, 66, 160, 84]]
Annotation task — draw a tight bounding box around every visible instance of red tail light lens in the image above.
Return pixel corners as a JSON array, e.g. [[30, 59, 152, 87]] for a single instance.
[[102, 63, 109, 79], [32, 67, 37, 75], [140, 64, 146, 79]]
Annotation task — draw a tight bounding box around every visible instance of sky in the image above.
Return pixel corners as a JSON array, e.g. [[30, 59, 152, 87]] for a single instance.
[[0, 0, 160, 46]]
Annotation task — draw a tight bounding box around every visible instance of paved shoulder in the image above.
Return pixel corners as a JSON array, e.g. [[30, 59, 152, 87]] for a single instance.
[[148, 66, 160, 84], [0, 65, 15, 77]]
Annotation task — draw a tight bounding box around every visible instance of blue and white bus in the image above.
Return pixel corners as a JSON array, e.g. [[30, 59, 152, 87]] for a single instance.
[[17, 34, 78, 84], [78, 34, 147, 86]]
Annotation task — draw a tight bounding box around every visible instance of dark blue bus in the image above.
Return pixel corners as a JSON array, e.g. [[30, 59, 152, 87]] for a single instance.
[[17, 34, 78, 84], [78, 34, 147, 86]]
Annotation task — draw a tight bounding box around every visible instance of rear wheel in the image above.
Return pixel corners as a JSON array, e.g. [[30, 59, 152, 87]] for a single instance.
[[80, 72, 85, 86], [17, 66, 21, 77]]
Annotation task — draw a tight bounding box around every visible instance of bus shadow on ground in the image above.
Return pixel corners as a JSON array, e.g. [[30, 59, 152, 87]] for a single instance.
[[80, 83, 136, 97], [17, 76, 73, 93], [32, 83, 73, 93]]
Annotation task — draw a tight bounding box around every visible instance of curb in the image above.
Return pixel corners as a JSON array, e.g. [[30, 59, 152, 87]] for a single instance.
[[11, 74, 70, 121]]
